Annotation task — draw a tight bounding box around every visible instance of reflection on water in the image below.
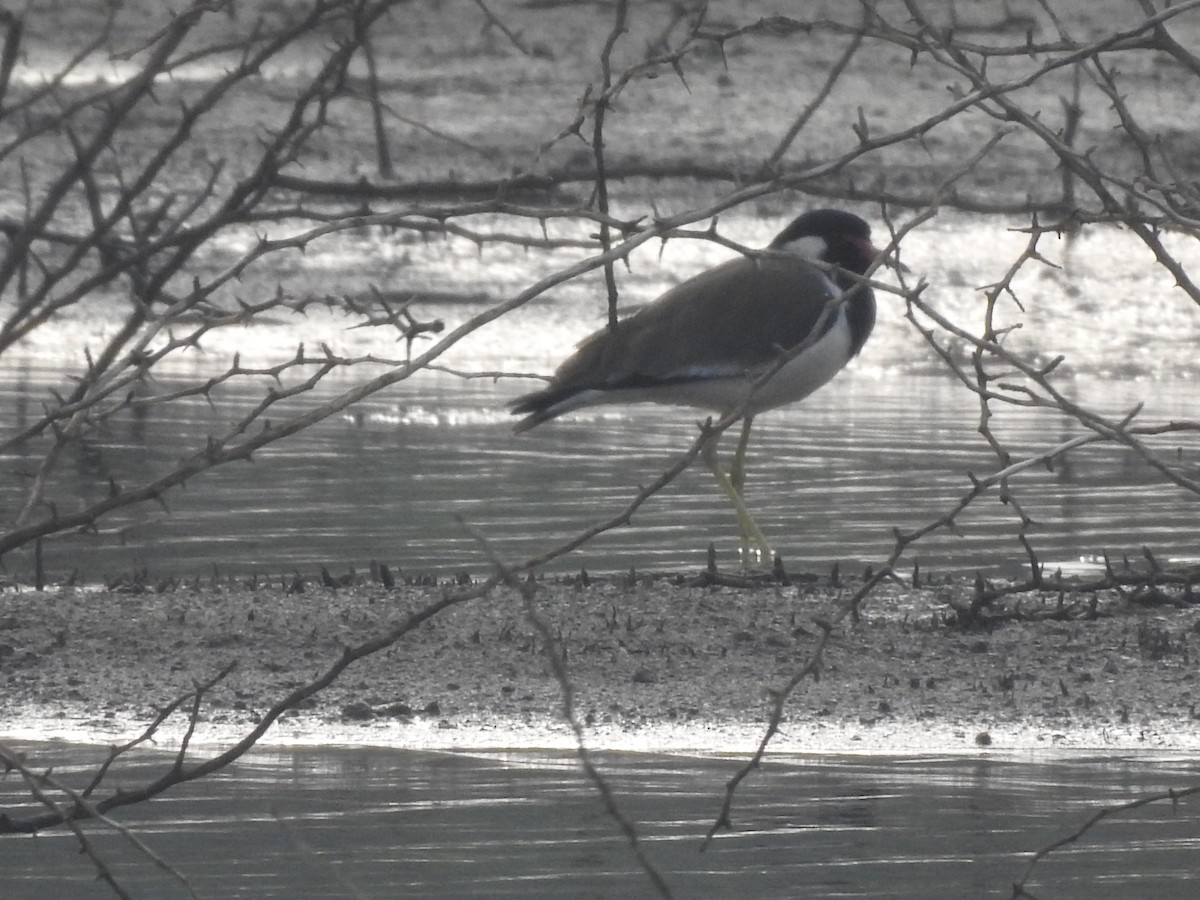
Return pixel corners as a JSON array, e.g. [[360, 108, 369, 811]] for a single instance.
[[1, 364, 1197, 581], [0, 744, 1196, 899], [1, 215, 1198, 580]]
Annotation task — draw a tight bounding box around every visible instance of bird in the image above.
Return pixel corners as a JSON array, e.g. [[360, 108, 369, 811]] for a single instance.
[[510, 208, 885, 566]]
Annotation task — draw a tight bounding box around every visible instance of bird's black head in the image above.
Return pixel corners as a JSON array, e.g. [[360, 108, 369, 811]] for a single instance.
[[769, 208, 877, 276]]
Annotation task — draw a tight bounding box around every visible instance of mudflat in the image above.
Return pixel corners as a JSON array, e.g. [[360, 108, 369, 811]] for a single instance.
[[2, 574, 1197, 753]]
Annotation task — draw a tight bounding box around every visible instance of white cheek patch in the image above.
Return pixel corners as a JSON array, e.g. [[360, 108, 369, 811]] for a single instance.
[[776, 234, 828, 261]]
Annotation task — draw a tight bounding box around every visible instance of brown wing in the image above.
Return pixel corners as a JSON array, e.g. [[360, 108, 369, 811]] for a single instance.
[[552, 254, 839, 392]]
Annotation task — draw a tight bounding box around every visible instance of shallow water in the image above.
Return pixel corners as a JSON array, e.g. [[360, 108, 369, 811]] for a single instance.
[[1, 215, 1198, 581], [0, 744, 1196, 899], [2, 363, 1197, 583]]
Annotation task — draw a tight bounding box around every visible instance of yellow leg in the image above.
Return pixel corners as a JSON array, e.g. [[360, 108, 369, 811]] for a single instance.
[[701, 417, 772, 567], [728, 416, 757, 562], [730, 414, 754, 497]]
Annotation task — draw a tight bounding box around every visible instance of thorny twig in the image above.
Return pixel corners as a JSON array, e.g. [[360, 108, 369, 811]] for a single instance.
[[0, 746, 201, 900], [1013, 783, 1200, 896], [3, 2, 1200, 893], [460, 517, 676, 900]]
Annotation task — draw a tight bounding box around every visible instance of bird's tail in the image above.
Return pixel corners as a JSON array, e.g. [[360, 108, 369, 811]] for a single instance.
[[509, 388, 564, 433]]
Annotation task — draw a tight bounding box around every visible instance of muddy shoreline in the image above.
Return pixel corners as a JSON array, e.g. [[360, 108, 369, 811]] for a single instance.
[[2, 573, 1198, 753]]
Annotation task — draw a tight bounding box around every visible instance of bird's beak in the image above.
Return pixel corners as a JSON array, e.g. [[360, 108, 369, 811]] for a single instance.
[[850, 234, 909, 274]]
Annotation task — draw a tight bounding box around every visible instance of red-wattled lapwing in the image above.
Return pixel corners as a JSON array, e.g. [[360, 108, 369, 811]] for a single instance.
[[511, 208, 885, 566]]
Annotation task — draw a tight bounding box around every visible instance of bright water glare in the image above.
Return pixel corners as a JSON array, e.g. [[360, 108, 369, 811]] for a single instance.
[[1, 213, 1197, 580]]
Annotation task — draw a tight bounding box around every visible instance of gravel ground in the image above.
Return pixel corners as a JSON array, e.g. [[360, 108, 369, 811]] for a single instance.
[[2, 572, 1198, 754]]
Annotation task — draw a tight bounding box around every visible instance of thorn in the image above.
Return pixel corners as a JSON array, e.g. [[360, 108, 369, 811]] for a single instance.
[[670, 58, 690, 92], [852, 105, 870, 143]]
